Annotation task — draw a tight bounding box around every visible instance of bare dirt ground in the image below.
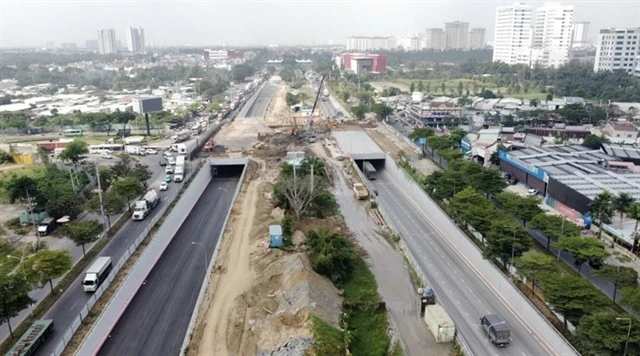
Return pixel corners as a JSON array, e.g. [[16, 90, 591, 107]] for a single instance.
[[264, 81, 295, 127], [189, 152, 343, 356]]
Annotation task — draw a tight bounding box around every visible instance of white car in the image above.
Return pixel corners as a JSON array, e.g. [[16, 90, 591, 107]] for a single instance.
[[146, 149, 158, 155], [159, 182, 168, 191], [100, 153, 113, 159], [527, 189, 538, 196]]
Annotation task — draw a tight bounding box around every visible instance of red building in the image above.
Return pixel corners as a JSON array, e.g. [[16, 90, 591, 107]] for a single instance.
[[342, 53, 387, 73]]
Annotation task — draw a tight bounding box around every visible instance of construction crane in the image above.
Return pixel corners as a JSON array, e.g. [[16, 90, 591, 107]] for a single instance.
[[291, 74, 325, 137]]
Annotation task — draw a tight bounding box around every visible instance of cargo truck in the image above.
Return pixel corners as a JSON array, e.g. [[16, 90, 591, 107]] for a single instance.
[[37, 217, 57, 236], [480, 314, 511, 347], [132, 189, 159, 221], [353, 183, 369, 200], [83, 256, 113, 292], [363, 161, 377, 180], [174, 155, 185, 182], [423, 304, 456, 343], [7, 319, 54, 356]]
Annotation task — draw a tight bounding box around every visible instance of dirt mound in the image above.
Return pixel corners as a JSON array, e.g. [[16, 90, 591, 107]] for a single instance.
[[225, 250, 343, 356], [216, 118, 274, 152]]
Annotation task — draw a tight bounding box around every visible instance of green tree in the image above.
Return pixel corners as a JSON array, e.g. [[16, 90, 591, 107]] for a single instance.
[[529, 214, 581, 250], [582, 134, 608, 150], [441, 82, 446, 94], [281, 214, 293, 237], [484, 218, 531, 269], [576, 313, 640, 356], [589, 190, 614, 239], [286, 92, 299, 107], [449, 187, 497, 234], [4, 175, 39, 204], [555, 237, 609, 273], [613, 192, 635, 229], [408, 127, 435, 141], [111, 177, 145, 211], [457, 81, 463, 96], [58, 139, 88, 164], [593, 265, 638, 302], [417, 81, 424, 92], [544, 274, 609, 327], [371, 103, 393, 119], [621, 286, 640, 310], [425, 82, 431, 93], [113, 110, 136, 137], [61, 220, 103, 257], [515, 251, 556, 294], [495, 192, 543, 226], [0, 274, 34, 337], [23, 249, 72, 294], [426, 135, 454, 151], [305, 229, 358, 284], [130, 164, 153, 188], [351, 105, 367, 120], [409, 82, 415, 93], [468, 167, 508, 198], [231, 63, 255, 82]]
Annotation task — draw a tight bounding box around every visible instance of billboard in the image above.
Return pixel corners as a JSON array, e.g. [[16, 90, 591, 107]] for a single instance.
[[132, 96, 163, 114]]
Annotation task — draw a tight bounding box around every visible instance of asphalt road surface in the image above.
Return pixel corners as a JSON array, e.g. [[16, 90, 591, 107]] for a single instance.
[[372, 170, 568, 356], [98, 177, 239, 356], [244, 83, 276, 118], [33, 154, 181, 355]]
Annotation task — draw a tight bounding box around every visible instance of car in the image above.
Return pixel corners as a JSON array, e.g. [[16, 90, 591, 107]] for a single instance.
[[159, 160, 167, 167], [146, 148, 157, 155], [164, 174, 172, 182], [100, 153, 113, 159], [527, 189, 538, 196], [159, 182, 168, 191], [165, 166, 174, 174]]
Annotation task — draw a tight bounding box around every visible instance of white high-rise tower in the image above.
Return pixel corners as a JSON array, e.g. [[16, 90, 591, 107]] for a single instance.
[[492, 3, 533, 65], [97, 29, 117, 55], [126, 27, 145, 53], [532, 2, 574, 68]]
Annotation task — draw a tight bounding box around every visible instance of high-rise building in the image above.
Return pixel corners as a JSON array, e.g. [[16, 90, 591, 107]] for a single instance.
[[594, 28, 640, 75], [85, 40, 98, 50], [469, 28, 486, 49], [60, 42, 77, 49], [424, 28, 444, 50], [346, 36, 392, 51], [492, 3, 533, 65], [97, 29, 117, 54], [571, 21, 590, 48], [126, 27, 145, 53], [532, 3, 574, 68], [444, 21, 469, 49], [402, 34, 422, 51]]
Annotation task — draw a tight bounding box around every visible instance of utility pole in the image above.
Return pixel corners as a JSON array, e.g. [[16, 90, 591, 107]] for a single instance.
[[94, 162, 107, 230], [25, 189, 39, 248]]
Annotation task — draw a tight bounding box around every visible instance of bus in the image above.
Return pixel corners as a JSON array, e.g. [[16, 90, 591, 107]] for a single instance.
[[363, 161, 377, 180], [63, 128, 83, 137]]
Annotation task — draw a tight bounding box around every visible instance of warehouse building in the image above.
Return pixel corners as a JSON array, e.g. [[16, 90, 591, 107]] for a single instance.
[[498, 145, 640, 222]]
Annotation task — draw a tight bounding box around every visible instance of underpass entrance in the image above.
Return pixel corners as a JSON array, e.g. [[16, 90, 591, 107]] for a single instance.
[[209, 157, 248, 179]]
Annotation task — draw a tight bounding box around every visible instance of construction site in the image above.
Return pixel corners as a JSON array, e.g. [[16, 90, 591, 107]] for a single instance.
[[185, 75, 444, 356]]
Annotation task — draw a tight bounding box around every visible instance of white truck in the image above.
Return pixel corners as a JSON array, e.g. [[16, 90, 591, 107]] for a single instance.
[[353, 183, 369, 200], [132, 189, 159, 221], [83, 256, 113, 292], [423, 304, 456, 343], [174, 155, 185, 182]]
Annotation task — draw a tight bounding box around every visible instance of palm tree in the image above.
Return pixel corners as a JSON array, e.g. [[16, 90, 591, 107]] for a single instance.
[[613, 192, 635, 229], [589, 190, 614, 239], [629, 204, 640, 253]]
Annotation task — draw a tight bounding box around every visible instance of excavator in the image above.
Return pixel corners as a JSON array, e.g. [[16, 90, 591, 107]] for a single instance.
[[290, 74, 326, 137]]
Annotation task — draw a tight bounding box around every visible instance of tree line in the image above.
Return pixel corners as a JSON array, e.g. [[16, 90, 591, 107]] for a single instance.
[[403, 128, 640, 354]]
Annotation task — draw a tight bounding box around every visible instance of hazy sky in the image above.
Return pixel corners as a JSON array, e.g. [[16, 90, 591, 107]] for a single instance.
[[1, 0, 639, 48]]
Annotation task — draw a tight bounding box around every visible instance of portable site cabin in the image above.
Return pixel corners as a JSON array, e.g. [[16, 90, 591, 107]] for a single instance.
[[269, 225, 283, 248]]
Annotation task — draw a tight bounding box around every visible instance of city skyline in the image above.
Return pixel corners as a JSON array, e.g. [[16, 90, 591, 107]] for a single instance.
[[0, 1, 638, 48]]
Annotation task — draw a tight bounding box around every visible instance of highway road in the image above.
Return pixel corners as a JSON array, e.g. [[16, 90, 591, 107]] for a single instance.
[[244, 83, 276, 118], [29, 154, 183, 355], [371, 168, 575, 356], [98, 177, 239, 356]]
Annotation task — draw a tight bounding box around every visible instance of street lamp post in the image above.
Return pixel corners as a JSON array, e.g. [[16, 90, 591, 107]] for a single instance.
[[191, 242, 209, 270], [616, 317, 632, 356]]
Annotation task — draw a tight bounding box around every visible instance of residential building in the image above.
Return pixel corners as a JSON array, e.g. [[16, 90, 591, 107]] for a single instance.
[[572, 21, 590, 48], [342, 53, 387, 74], [532, 3, 574, 68], [469, 28, 486, 49], [204, 49, 228, 61], [594, 28, 640, 75], [346, 36, 392, 51], [126, 27, 145, 53], [492, 3, 533, 65], [424, 28, 444, 50], [602, 121, 639, 144], [402, 34, 422, 51], [444, 21, 469, 49], [97, 29, 117, 54]]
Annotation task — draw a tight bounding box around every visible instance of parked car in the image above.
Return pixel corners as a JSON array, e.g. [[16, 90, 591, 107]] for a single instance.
[[527, 189, 538, 196], [100, 152, 113, 159], [159, 160, 167, 167], [164, 174, 172, 182], [146, 149, 158, 155], [159, 182, 168, 191]]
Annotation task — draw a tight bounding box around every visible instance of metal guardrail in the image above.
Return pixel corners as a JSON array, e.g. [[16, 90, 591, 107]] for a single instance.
[[50, 165, 199, 356]]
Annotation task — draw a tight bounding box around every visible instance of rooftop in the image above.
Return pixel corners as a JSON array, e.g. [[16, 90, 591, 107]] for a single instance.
[[332, 131, 385, 160], [509, 145, 610, 176], [603, 143, 640, 160]]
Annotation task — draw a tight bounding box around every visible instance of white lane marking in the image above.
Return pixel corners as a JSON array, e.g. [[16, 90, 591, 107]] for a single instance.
[[70, 300, 79, 310]]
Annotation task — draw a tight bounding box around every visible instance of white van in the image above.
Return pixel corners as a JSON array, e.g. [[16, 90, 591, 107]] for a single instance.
[[167, 156, 176, 165]]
